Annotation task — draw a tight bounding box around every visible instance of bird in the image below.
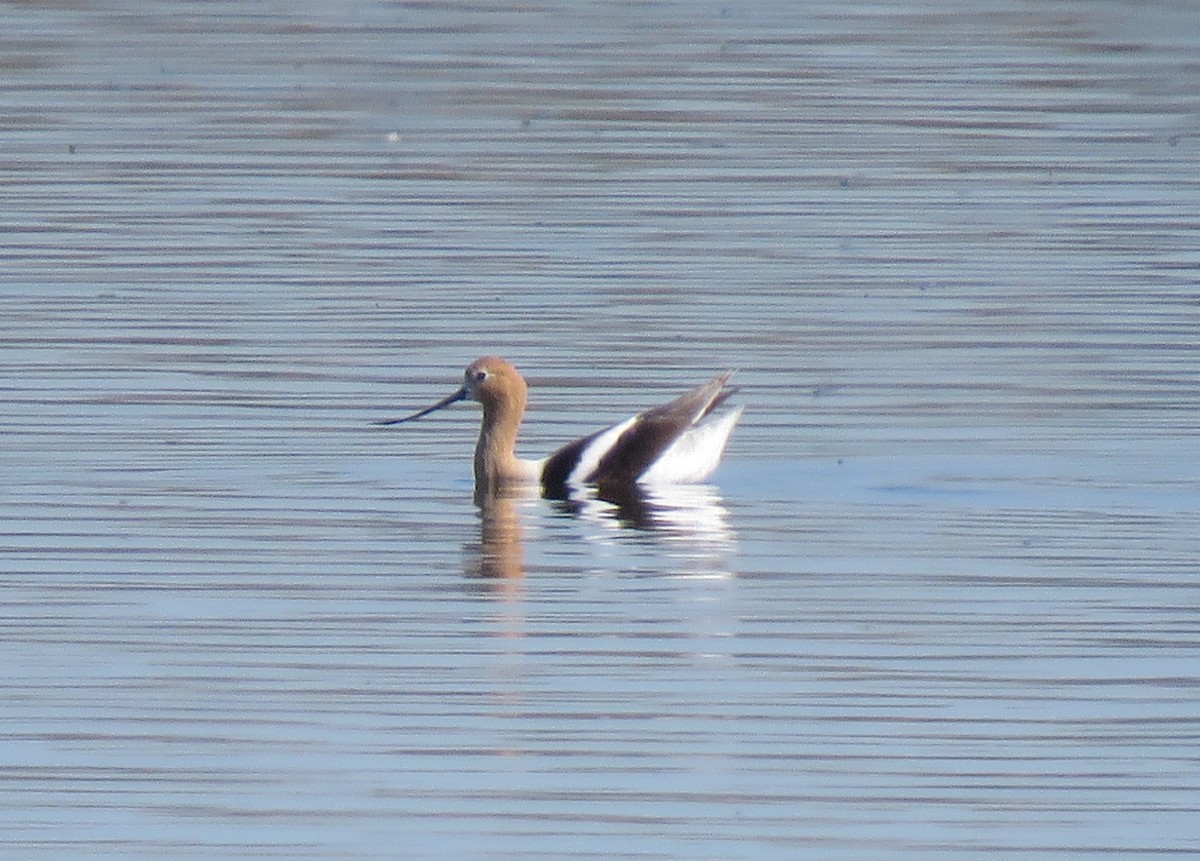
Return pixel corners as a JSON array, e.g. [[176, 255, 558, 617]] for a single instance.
[[376, 356, 741, 500]]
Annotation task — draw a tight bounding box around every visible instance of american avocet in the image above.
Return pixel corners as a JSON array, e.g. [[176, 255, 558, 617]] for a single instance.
[[377, 356, 742, 499]]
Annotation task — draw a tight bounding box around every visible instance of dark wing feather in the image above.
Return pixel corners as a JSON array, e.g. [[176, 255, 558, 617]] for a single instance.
[[540, 429, 602, 497], [540, 372, 736, 497], [587, 372, 734, 487]]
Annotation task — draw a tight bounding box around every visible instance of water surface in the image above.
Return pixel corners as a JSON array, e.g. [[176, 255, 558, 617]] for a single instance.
[[2, 1, 1199, 858]]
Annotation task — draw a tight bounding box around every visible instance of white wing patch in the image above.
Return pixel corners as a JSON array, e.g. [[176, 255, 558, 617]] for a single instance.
[[640, 406, 743, 485], [566, 415, 640, 485]]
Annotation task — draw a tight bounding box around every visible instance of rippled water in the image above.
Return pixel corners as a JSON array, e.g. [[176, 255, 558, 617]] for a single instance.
[[3, 1, 1199, 859]]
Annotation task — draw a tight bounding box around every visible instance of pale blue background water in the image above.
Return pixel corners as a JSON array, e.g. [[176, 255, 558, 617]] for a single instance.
[[2, 1, 1199, 859]]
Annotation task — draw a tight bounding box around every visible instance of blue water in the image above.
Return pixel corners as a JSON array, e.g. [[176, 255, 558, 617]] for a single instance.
[[2, 0, 1199, 858]]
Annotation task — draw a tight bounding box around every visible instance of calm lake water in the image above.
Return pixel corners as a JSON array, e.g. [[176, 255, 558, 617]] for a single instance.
[[3, 0, 1199, 858]]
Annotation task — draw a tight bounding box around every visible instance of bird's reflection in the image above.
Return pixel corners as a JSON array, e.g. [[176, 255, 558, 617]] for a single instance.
[[465, 481, 736, 586], [555, 482, 736, 545], [466, 486, 530, 584]]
